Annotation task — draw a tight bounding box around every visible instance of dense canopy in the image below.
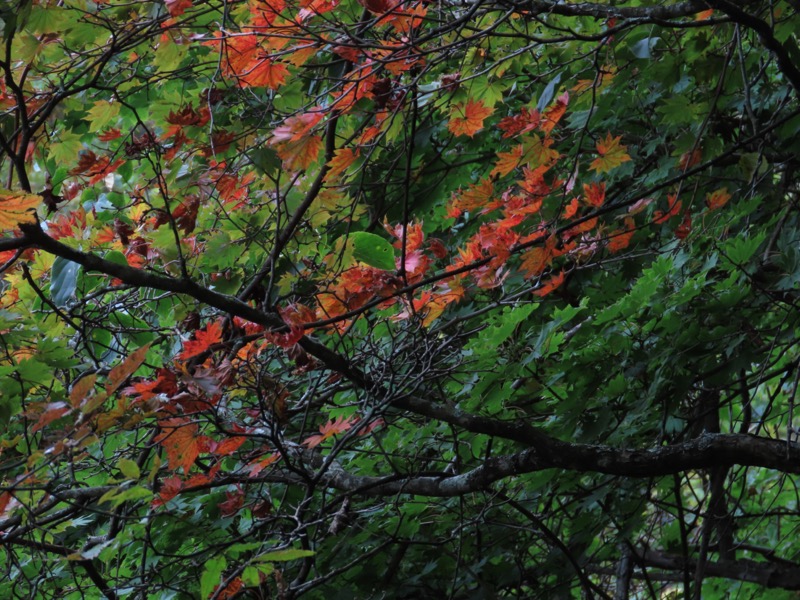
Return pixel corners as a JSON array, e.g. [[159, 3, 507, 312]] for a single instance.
[[1, 0, 800, 598]]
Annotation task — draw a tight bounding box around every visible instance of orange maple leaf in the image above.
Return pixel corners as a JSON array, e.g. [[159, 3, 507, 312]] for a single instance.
[[705, 187, 731, 211], [178, 320, 224, 360], [304, 415, 357, 448], [562, 198, 579, 219], [583, 182, 605, 207], [0, 189, 40, 230], [675, 212, 692, 240], [449, 178, 494, 217], [448, 100, 493, 137], [520, 235, 558, 278], [607, 217, 636, 253], [491, 145, 524, 178], [155, 419, 200, 473], [98, 128, 123, 142], [241, 58, 290, 89], [653, 195, 682, 224], [326, 148, 359, 179], [590, 133, 631, 173], [540, 92, 569, 134], [533, 270, 566, 297], [564, 217, 598, 239]]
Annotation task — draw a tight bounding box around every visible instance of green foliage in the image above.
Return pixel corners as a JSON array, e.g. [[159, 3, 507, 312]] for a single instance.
[[1, 1, 800, 599]]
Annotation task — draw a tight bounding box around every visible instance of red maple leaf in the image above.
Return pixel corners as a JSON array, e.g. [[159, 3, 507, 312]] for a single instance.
[[498, 107, 541, 138], [178, 320, 224, 360], [165, 0, 193, 17], [653, 194, 682, 224]]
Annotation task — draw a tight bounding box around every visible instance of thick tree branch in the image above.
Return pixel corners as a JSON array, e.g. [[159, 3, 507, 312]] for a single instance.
[[507, 0, 706, 20], [294, 433, 800, 497], [638, 549, 800, 590]]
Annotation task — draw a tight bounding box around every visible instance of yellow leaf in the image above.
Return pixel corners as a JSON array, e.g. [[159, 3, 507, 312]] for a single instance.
[[590, 133, 631, 174], [0, 189, 41, 230]]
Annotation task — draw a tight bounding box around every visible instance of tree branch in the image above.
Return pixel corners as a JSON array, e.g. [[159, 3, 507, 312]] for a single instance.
[[291, 432, 800, 497], [507, 0, 706, 20]]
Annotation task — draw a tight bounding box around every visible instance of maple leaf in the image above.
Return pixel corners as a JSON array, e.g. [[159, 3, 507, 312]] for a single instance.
[[562, 198, 579, 219], [653, 195, 682, 224], [583, 182, 605, 207], [154, 419, 201, 473], [218, 488, 245, 516], [540, 92, 569, 134], [448, 100, 493, 137], [384, 220, 424, 252], [679, 148, 702, 171], [498, 107, 540, 138], [152, 476, 183, 507], [564, 217, 598, 239], [520, 236, 557, 278], [304, 415, 357, 448], [165, 0, 192, 17], [675, 212, 692, 240], [326, 148, 359, 179], [247, 452, 280, 477], [178, 320, 224, 360], [491, 145, 524, 178], [705, 187, 731, 211], [428, 238, 447, 259], [607, 217, 636, 253], [31, 402, 71, 433], [98, 128, 123, 142], [590, 133, 631, 173], [449, 178, 494, 217], [270, 112, 324, 170], [241, 58, 290, 89], [0, 189, 40, 230], [533, 271, 566, 297]]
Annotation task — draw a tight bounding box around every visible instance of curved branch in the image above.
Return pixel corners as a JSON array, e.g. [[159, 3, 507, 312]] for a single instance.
[[705, 0, 800, 96]]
